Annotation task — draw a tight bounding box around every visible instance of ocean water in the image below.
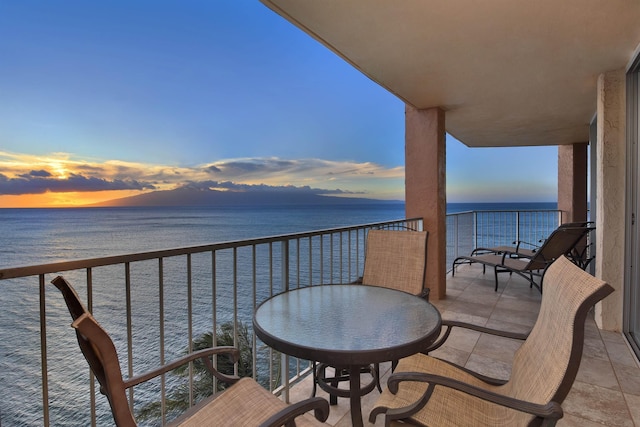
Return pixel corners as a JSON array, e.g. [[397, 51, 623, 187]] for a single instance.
[[0, 202, 556, 426], [0, 203, 409, 269]]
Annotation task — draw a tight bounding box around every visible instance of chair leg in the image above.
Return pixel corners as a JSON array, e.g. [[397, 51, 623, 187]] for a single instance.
[[329, 368, 339, 405], [494, 267, 499, 291], [311, 361, 318, 397]]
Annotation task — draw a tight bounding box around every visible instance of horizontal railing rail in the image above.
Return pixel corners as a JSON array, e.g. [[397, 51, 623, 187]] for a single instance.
[[0, 217, 421, 427]]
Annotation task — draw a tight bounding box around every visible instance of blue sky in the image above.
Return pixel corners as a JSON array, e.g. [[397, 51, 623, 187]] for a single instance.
[[0, 1, 558, 207]]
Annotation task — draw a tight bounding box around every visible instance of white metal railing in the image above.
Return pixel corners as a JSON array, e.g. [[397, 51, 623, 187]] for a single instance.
[[446, 209, 563, 271], [0, 218, 421, 427]]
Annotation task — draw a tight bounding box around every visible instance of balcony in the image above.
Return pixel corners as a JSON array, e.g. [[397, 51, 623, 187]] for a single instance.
[[0, 209, 637, 426]]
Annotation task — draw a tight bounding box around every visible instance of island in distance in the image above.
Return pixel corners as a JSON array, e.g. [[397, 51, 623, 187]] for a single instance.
[[91, 186, 400, 207]]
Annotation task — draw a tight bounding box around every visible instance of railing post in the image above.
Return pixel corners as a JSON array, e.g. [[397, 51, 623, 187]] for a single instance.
[[474, 211, 478, 250], [516, 211, 520, 244], [281, 240, 289, 292], [86, 268, 97, 427], [39, 274, 50, 427], [453, 214, 459, 260], [125, 262, 134, 410], [280, 240, 290, 402]]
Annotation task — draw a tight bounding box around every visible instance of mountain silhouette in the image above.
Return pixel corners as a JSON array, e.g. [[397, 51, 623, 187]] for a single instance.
[[91, 187, 392, 207]]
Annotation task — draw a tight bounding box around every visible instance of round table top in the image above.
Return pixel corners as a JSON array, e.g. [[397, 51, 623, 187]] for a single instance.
[[253, 284, 442, 366]]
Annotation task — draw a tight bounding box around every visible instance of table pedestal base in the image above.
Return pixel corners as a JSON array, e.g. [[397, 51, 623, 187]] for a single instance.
[[315, 363, 378, 426]]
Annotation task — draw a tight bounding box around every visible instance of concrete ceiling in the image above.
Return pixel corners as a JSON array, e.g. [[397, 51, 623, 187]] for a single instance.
[[260, 0, 640, 147]]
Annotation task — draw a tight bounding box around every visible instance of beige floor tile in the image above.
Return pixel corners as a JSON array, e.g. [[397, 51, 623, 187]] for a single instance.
[[473, 333, 522, 364], [583, 333, 611, 361], [575, 354, 620, 391], [455, 288, 501, 307], [558, 413, 619, 427], [471, 276, 501, 291], [601, 329, 627, 344], [428, 297, 453, 312], [445, 299, 495, 318], [613, 363, 640, 395], [624, 392, 640, 426], [494, 294, 541, 314], [583, 316, 603, 340], [488, 305, 539, 328], [440, 310, 489, 327], [464, 353, 512, 381], [606, 339, 640, 369], [499, 283, 542, 301], [428, 344, 471, 366], [433, 324, 481, 353], [562, 381, 634, 427], [483, 318, 532, 335]]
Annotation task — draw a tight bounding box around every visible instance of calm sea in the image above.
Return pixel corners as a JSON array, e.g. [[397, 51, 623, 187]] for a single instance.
[[0, 202, 555, 426]]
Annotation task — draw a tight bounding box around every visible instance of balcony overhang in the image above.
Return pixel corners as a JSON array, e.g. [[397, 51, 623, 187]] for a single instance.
[[260, 0, 640, 147]]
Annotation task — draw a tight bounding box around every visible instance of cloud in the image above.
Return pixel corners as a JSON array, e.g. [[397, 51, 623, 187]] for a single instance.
[[23, 169, 52, 178], [177, 180, 362, 195], [204, 157, 404, 182], [0, 151, 404, 198], [0, 172, 155, 195]]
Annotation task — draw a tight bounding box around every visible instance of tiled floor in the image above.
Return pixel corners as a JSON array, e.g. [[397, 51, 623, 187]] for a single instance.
[[288, 263, 640, 426]]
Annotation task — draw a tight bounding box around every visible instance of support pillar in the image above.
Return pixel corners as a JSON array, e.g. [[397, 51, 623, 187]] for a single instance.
[[558, 143, 588, 224], [405, 105, 447, 300], [595, 69, 626, 331]]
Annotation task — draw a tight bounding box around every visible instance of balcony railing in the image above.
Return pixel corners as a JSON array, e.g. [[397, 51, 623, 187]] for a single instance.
[[0, 217, 421, 427], [0, 208, 562, 426], [446, 208, 562, 270]]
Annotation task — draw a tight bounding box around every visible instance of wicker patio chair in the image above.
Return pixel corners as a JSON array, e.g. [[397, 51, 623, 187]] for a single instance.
[[370, 256, 614, 426], [50, 276, 329, 427], [452, 225, 593, 292], [313, 229, 429, 402]]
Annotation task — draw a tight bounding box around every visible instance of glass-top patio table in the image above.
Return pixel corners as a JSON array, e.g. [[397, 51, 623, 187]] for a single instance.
[[253, 283, 442, 427]]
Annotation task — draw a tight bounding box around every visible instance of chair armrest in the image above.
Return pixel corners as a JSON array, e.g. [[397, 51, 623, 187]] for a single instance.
[[258, 397, 329, 427], [425, 320, 529, 353], [124, 346, 240, 389], [384, 372, 563, 423], [512, 240, 541, 250]]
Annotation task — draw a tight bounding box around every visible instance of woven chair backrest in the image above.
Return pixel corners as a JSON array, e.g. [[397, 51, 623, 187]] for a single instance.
[[362, 229, 428, 295], [504, 256, 613, 424], [527, 226, 592, 270], [51, 276, 136, 427]]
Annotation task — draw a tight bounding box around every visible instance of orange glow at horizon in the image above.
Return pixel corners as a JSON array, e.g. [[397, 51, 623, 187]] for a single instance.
[[0, 190, 146, 208]]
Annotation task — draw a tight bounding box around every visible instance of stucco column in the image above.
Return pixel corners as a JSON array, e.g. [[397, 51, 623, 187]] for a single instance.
[[558, 143, 588, 224], [595, 69, 626, 331], [405, 105, 446, 300]]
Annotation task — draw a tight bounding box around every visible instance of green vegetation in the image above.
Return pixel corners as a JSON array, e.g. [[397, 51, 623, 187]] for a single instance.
[[136, 321, 253, 422]]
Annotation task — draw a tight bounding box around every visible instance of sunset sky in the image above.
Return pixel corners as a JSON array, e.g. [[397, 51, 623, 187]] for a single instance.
[[0, 1, 558, 208]]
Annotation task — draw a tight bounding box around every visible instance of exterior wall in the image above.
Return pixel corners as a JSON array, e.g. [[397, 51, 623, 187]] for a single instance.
[[558, 143, 588, 224], [405, 105, 447, 300], [595, 69, 626, 331]]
